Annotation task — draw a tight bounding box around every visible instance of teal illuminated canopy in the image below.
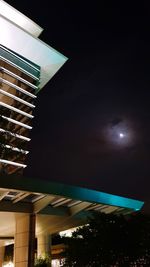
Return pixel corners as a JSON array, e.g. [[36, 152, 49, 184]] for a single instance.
[[0, 175, 144, 212]]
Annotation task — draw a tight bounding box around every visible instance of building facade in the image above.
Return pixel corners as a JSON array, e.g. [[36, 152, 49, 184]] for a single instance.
[[0, 44, 40, 175]]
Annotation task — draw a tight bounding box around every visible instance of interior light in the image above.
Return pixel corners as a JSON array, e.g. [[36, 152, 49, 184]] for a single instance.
[[2, 261, 14, 267]]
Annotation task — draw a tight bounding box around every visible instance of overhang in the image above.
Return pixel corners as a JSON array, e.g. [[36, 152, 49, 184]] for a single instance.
[[0, 0, 43, 37], [0, 175, 144, 246], [0, 175, 144, 212], [0, 2, 68, 91]]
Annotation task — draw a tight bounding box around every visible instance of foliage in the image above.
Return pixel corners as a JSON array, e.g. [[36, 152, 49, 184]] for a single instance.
[[34, 255, 51, 267], [61, 212, 150, 267]]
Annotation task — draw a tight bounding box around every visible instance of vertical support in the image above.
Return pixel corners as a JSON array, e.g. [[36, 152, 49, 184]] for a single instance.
[[0, 246, 5, 267], [14, 214, 35, 267], [37, 233, 51, 257], [37, 233, 51, 261], [28, 214, 36, 267]]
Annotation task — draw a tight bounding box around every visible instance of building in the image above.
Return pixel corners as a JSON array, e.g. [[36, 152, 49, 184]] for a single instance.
[[0, 1, 144, 267], [0, 44, 40, 175]]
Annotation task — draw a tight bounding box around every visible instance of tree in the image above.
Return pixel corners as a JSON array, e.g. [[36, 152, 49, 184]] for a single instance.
[[34, 255, 51, 267], [61, 212, 150, 267]]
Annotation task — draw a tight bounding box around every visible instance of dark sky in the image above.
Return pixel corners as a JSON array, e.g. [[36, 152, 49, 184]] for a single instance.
[[6, 1, 150, 205]]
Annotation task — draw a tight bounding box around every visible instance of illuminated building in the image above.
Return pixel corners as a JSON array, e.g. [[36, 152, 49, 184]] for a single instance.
[[0, 1, 144, 267]]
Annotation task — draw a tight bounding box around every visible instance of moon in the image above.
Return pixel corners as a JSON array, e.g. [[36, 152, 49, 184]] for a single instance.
[[104, 119, 134, 148], [119, 133, 125, 138]]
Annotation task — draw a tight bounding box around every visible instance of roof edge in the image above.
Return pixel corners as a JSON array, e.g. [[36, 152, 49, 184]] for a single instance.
[[0, 175, 144, 211], [0, 0, 43, 37]]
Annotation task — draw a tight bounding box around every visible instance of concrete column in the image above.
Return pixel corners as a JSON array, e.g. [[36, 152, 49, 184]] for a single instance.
[[0, 246, 5, 267], [37, 233, 51, 258], [14, 214, 35, 267]]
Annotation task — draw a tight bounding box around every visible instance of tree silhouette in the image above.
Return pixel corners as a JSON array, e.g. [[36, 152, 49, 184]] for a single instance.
[[61, 212, 150, 267]]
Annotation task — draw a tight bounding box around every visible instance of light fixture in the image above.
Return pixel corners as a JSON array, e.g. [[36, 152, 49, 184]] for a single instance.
[[0, 89, 35, 108], [2, 116, 32, 129], [0, 128, 31, 141], [0, 66, 38, 90], [0, 101, 34, 118], [3, 144, 29, 154], [0, 159, 27, 168], [0, 77, 37, 98]]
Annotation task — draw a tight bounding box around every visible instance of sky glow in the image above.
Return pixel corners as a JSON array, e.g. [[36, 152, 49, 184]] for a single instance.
[[105, 119, 134, 148]]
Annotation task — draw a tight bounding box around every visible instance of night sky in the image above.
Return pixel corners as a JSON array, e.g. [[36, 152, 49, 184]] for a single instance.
[[6, 1, 150, 206]]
